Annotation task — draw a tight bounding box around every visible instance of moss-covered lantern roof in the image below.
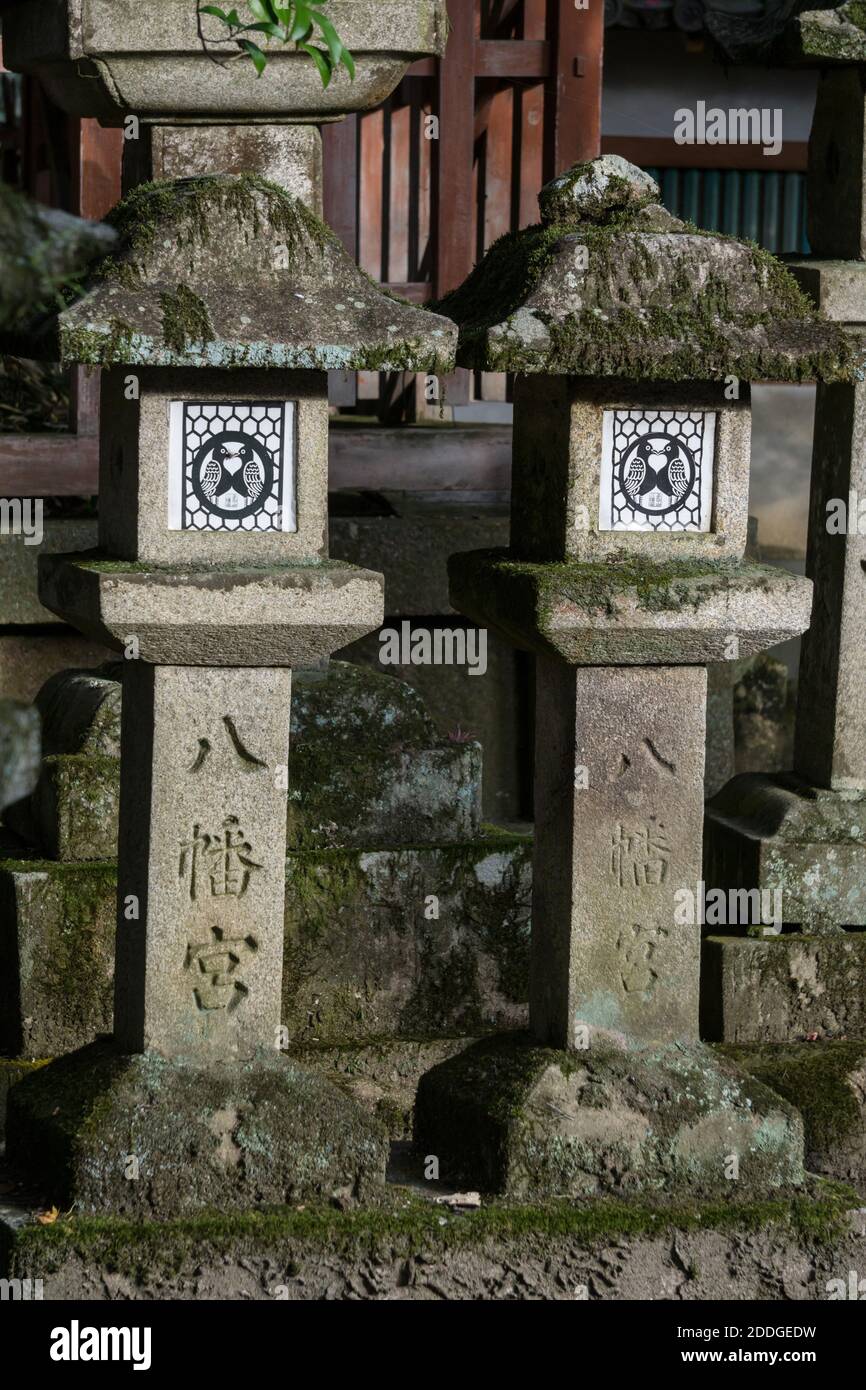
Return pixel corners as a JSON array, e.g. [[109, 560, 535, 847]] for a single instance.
[[437, 155, 857, 383], [19, 173, 457, 374]]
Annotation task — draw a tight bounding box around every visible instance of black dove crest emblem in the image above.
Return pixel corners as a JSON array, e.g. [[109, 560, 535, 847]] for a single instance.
[[191, 428, 275, 521], [621, 434, 694, 515], [201, 441, 265, 506]]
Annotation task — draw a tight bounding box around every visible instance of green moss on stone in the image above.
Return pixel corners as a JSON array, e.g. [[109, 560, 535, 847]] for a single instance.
[[2, 1179, 856, 1283], [436, 200, 855, 382], [720, 1041, 866, 1153], [159, 283, 214, 354], [464, 550, 778, 628], [103, 173, 337, 279]]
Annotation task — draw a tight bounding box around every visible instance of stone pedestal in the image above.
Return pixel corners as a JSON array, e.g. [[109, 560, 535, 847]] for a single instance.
[[415, 544, 814, 1196], [531, 660, 705, 1049]]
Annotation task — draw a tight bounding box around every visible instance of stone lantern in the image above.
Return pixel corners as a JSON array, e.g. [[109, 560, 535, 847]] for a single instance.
[[1, 0, 457, 1219], [415, 156, 854, 1200]]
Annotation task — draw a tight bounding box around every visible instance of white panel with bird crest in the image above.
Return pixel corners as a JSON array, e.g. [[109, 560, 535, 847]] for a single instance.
[[599, 409, 715, 534], [168, 401, 297, 533]]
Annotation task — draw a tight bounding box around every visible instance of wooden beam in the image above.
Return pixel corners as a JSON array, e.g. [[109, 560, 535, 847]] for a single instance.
[[329, 425, 512, 492], [545, 0, 604, 177], [474, 40, 550, 78], [0, 436, 99, 495], [322, 117, 359, 255], [435, 0, 476, 298], [433, 0, 476, 406], [602, 135, 809, 174]]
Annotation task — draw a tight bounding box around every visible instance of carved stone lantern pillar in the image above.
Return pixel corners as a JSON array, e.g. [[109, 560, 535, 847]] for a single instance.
[[414, 156, 854, 1201], [1, 1, 457, 1220]]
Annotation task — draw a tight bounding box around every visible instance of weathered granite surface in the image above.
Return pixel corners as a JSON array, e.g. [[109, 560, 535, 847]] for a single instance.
[[724, 1040, 866, 1195], [0, 701, 39, 813], [0, 519, 98, 625], [5, 1040, 387, 1218], [788, 260, 866, 323], [114, 664, 291, 1062], [530, 661, 705, 1048], [705, 774, 866, 933], [0, 858, 116, 1057], [125, 125, 324, 211], [37, 554, 385, 667], [28, 175, 456, 374], [702, 934, 866, 1043], [0, 833, 532, 1057], [414, 1034, 805, 1200], [2, 0, 448, 124]]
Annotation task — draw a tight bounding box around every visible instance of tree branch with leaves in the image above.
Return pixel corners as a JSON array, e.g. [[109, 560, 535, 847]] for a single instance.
[[198, 1, 355, 82]]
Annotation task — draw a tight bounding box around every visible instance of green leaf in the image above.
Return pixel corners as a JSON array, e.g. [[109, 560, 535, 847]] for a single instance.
[[311, 11, 343, 66], [240, 21, 285, 38], [290, 2, 314, 41], [200, 5, 230, 19], [247, 0, 273, 20], [239, 38, 268, 75], [341, 47, 355, 81], [298, 41, 332, 87]]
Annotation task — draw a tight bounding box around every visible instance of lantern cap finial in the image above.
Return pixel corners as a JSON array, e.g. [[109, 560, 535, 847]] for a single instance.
[[538, 155, 659, 228]]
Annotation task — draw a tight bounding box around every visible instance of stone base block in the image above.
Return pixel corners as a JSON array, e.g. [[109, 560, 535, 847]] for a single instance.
[[5, 754, 120, 862], [292, 1037, 481, 1140], [722, 1041, 866, 1196], [788, 259, 866, 323], [414, 1034, 804, 1200], [5, 1041, 387, 1219], [701, 934, 866, 1043], [0, 853, 116, 1057], [0, 1181, 861, 1301], [705, 774, 866, 933], [38, 554, 384, 666], [448, 551, 812, 664]]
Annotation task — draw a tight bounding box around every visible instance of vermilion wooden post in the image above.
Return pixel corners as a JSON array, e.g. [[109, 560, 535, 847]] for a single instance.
[[323, 116, 360, 406], [432, 0, 476, 406], [545, 0, 603, 177]]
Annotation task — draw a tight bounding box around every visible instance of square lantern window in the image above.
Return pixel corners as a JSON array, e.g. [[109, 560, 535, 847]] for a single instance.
[[599, 407, 715, 535], [510, 378, 751, 564], [167, 400, 298, 536], [99, 367, 327, 566]]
